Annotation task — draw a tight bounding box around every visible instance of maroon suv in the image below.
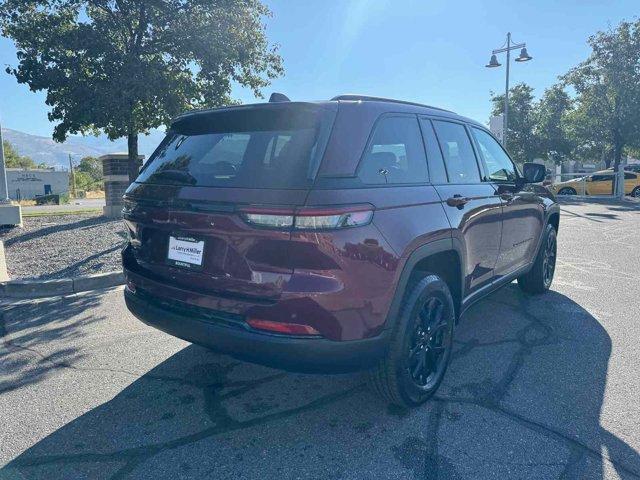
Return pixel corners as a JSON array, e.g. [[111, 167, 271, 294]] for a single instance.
[[123, 94, 559, 407]]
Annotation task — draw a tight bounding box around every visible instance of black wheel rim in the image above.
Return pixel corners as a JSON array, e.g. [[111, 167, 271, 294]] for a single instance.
[[542, 233, 557, 287], [406, 296, 452, 390]]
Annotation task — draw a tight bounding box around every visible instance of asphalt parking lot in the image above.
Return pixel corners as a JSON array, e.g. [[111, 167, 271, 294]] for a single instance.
[[1, 200, 639, 479]]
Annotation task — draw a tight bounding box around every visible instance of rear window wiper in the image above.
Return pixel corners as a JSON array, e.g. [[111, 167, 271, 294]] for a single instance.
[[147, 169, 197, 185]]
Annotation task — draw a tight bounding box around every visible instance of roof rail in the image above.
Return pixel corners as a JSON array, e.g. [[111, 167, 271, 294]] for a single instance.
[[329, 94, 452, 113]]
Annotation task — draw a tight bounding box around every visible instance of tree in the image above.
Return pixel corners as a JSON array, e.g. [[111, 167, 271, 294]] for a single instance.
[[491, 83, 538, 164], [2, 141, 37, 169], [0, 0, 283, 182], [533, 84, 574, 164], [562, 19, 640, 175], [77, 156, 103, 182], [74, 156, 103, 192]]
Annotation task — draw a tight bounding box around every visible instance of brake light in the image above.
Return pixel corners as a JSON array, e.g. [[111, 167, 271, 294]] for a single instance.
[[240, 205, 373, 230], [247, 318, 321, 336]]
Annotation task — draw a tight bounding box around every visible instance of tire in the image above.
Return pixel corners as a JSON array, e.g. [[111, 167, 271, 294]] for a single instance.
[[631, 187, 640, 198], [368, 274, 455, 407], [518, 224, 557, 294], [557, 187, 576, 195]]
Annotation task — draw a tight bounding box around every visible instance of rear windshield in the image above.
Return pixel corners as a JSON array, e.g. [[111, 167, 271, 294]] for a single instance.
[[137, 104, 336, 189]]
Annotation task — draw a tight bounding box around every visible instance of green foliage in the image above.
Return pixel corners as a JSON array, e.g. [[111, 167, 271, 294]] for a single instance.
[[2, 140, 37, 169], [71, 156, 103, 192], [491, 83, 538, 163], [72, 170, 98, 192], [0, 0, 283, 180], [77, 156, 103, 182], [533, 85, 574, 164], [489, 19, 640, 174], [561, 19, 640, 169]]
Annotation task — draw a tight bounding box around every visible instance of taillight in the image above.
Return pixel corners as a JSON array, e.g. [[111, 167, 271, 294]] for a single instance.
[[239, 205, 373, 230], [247, 318, 321, 336]]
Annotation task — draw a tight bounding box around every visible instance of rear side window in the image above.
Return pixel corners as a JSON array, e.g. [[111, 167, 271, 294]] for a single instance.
[[136, 105, 335, 189], [432, 121, 481, 184], [592, 174, 613, 182], [624, 173, 637, 180], [358, 116, 428, 185], [471, 127, 518, 182]]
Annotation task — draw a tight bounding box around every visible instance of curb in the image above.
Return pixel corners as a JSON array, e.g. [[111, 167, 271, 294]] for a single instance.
[[0, 271, 125, 299]]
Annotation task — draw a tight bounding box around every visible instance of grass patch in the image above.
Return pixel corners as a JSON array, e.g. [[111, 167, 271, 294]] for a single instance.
[[23, 208, 103, 217]]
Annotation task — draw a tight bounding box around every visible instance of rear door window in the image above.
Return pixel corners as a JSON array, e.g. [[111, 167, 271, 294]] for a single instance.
[[136, 105, 336, 189], [358, 116, 428, 185], [432, 120, 481, 184]]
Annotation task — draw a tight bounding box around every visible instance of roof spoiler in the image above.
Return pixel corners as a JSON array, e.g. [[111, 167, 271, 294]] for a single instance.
[[269, 92, 291, 103]]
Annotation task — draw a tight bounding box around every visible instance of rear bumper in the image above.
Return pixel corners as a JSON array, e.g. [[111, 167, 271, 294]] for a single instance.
[[124, 287, 390, 373]]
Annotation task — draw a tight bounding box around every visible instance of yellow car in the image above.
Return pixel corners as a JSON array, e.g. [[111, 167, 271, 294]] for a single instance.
[[550, 169, 640, 197]]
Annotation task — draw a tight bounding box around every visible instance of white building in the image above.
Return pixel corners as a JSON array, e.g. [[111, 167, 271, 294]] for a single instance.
[[6, 168, 69, 200]]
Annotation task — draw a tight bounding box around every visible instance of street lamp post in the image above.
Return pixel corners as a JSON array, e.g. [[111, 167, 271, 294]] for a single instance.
[[486, 32, 533, 149]]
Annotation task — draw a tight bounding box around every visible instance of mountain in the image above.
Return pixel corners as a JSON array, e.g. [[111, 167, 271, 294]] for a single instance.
[[1, 128, 165, 169]]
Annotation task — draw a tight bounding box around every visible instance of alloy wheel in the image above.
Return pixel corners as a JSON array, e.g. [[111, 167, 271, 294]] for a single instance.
[[542, 233, 557, 287], [406, 296, 452, 390]]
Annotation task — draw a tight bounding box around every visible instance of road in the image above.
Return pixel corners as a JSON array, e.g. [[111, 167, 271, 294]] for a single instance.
[[1, 200, 639, 479]]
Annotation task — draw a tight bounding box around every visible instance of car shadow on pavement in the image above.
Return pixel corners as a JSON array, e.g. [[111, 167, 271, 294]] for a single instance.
[[3, 285, 639, 479], [1, 292, 106, 395], [46, 244, 124, 279]]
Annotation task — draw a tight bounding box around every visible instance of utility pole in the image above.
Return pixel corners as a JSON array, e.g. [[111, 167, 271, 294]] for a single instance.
[[69, 154, 76, 198]]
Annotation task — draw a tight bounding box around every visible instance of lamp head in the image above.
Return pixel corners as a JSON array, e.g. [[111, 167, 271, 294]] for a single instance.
[[515, 47, 532, 62], [486, 54, 501, 68]]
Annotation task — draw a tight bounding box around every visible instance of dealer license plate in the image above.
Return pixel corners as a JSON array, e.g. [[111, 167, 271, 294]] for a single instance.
[[167, 235, 205, 269]]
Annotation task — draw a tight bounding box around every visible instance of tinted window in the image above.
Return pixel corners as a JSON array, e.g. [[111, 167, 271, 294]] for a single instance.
[[624, 172, 637, 180], [137, 106, 335, 189], [471, 127, 517, 182], [432, 121, 481, 183], [358, 116, 428, 185], [420, 119, 448, 183]]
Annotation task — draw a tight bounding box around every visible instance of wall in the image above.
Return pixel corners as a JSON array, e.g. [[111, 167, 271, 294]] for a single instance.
[[6, 169, 69, 200]]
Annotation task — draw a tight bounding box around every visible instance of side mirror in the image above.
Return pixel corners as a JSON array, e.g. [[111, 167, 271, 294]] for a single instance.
[[522, 163, 546, 183]]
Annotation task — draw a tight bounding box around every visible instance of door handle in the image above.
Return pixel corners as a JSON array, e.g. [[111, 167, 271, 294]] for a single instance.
[[446, 195, 470, 209]]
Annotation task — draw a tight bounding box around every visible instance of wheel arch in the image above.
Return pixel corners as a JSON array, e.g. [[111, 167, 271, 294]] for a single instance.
[[384, 239, 465, 330]]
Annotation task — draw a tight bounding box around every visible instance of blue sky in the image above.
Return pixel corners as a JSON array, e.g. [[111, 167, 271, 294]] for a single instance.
[[0, 0, 638, 138]]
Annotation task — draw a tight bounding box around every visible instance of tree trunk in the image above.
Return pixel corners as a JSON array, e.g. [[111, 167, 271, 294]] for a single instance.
[[602, 148, 611, 169], [127, 131, 139, 184]]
